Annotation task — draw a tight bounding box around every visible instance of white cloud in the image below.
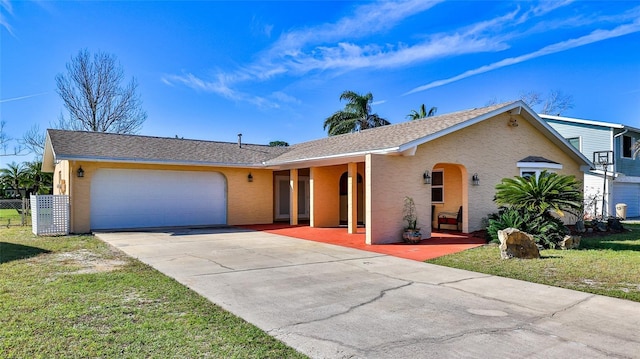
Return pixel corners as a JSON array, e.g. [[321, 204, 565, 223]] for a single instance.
[[404, 19, 640, 95], [0, 0, 14, 36], [0, 92, 47, 103], [164, 0, 639, 109]]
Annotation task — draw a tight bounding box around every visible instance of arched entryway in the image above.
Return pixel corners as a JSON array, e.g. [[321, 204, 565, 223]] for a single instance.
[[339, 172, 364, 225], [431, 163, 468, 232]]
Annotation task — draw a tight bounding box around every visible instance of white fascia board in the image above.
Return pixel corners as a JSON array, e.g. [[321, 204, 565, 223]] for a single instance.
[[266, 147, 401, 167], [589, 169, 618, 179], [517, 162, 563, 169], [540, 114, 624, 129]]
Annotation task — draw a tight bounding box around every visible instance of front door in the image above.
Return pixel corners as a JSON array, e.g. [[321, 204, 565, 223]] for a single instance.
[[275, 175, 310, 220]]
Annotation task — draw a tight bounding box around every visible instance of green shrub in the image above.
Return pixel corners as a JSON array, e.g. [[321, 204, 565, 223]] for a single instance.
[[487, 207, 569, 249]]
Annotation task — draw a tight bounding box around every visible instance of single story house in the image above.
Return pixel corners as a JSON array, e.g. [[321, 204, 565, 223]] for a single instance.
[[43, 101, 592, 244]]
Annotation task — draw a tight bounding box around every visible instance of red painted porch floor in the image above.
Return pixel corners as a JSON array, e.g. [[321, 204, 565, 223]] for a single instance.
[[238, 224, 486, 262]]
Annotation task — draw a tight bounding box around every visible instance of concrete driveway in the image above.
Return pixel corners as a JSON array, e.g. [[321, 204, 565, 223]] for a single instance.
[[96, 228, 640, 358]]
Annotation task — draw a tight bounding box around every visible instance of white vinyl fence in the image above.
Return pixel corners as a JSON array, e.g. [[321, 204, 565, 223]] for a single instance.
[[30, 195, 70, 236]]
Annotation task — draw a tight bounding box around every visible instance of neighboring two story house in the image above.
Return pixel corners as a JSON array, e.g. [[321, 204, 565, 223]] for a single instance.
[[541, 114, 640, 219]]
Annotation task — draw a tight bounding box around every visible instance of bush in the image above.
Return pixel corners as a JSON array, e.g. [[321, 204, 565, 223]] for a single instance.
[[490, 171, 580, 249], [487, 207, 569, 249]]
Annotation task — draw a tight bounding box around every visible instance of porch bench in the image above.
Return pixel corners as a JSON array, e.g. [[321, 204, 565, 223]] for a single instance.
[[437, 206, 462, 231]]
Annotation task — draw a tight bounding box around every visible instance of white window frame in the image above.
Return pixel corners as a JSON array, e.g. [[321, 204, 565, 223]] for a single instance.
[[431, 169, 444, 203], [566, 136, 582, 152], [517, 161, 563, 179]]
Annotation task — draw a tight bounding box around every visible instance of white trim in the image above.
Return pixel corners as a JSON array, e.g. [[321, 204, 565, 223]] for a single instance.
[[517, 161, 563, 170], [539, 114, 625, 129]]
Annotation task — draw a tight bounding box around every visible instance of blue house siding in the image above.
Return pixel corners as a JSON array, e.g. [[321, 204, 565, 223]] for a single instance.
[[614, 129, 640, 177], [545, 119, 613, 162]]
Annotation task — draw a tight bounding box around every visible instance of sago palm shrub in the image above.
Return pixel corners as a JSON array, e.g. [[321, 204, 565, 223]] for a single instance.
[[490, 171, 582, 248]]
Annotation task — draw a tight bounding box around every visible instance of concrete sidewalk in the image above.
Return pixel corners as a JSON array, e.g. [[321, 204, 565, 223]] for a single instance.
[[96, 228, 640, 359]]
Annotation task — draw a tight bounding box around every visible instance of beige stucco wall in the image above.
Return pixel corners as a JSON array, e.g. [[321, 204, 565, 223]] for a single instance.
[[366, 153, 430, 244], [310, 164, 365, 228], [367, 113, 583, 244], [55, 161, 274, 233], [310, 165, 344, 227]]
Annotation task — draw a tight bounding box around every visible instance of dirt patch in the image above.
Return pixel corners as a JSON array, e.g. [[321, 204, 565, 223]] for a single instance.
[[52, 249, 128, 274]]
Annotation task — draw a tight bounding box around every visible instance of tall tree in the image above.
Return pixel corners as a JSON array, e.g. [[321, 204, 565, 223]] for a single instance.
[[0, 162, 26, 198], [406, 104, 437, 120], [22, 124, 46, 157], [520, 90, 574, 115], [323, 91, 389, 136], [1, 120, 26, 156], [56, 49, 147, 133], [23, 160, 52, 195]]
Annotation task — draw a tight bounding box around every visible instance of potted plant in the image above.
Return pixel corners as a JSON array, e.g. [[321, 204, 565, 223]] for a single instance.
[[402, 196, 422, 243]]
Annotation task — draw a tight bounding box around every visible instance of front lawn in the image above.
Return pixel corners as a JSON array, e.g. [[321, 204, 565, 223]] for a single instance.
[[0, 227, 307, 358], [427, 224, 640, 302]]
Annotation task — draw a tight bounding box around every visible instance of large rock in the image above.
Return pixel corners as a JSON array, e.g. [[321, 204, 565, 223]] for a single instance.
[[559, 235, 581, 250], [498, 228, 540, 259]]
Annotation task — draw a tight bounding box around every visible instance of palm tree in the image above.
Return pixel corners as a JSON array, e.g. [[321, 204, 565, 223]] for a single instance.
[[0, 162, 26, 198], [406, 104, 437, 120], [633, 141, 640, 160], [323, 91, 390, 136], [495, 171, 582, 218], [23, 160, 53, 195]]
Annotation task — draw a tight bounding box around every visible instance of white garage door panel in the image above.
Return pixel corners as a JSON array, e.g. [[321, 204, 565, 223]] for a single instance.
[[612, 183, 640, 218], [91, 169, 226, 230]]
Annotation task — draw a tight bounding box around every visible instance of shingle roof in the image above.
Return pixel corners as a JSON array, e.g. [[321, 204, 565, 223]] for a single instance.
[[518, 156, 560, 164], [46, 130, 290, 166], [49, 101, 585, 170], [266, 102, 513, 164]]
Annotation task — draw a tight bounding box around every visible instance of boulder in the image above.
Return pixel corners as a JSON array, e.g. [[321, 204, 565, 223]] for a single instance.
[[498, 228, 540, 259], [559, 235, 581, 250], [595, 220, 608, 232], [608, 218, 624, 231]]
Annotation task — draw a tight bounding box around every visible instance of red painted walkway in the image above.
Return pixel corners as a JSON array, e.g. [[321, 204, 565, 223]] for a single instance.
[[239, 224, 485, 261]]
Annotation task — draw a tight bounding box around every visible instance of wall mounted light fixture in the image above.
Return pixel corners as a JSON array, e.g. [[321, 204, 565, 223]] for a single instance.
[[247, 172, 253, 182], [423, 171, 431, 185], [472, 173, 480, 186], [77, 166, 85, 178]]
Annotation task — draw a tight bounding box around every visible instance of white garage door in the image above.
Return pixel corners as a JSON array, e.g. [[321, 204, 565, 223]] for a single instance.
[[91, 169, 226, 230], [612, 182, 640, 218]]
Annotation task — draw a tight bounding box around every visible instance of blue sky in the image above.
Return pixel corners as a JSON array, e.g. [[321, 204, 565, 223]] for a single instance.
[[1, 0, 640, 164]]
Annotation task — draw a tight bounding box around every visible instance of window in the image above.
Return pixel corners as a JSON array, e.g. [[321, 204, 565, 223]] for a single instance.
[[622, 135, 633, 158], [431, 170, 444, 203], [517, 157, 563, 179], [567, 137, 581, 151]]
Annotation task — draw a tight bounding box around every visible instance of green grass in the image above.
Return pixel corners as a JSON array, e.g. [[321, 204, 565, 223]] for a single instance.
[[0, 208, 30, 227], [0, 227, 307, 358], [428, 224, 640, 302]]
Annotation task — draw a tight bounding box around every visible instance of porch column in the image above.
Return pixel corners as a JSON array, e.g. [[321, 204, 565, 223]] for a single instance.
[[309, 167, 315, 227], [290, 169, 299, 225], [348, 162, 358, 234]]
